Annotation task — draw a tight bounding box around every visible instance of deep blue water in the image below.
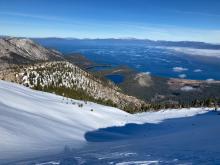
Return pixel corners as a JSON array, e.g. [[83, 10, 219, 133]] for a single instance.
[[43, 44, 220, 80], [105, 74, 124, 84], [88, 65, 113, 72]]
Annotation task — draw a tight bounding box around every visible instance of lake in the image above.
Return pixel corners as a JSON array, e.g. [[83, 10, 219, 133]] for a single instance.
[[105, 74, 124, 84], [37, 42, 220, 80]]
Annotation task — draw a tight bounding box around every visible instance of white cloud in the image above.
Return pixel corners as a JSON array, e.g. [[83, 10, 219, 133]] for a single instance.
[[173, 67, 188, 72], [0, 11, 64, 22], [174, 10, 220, 18], [161, 47, 220, 58], [206, 78, 215, 83], [178, 74, 187, 79], [181, 86, 195, 92], [193, 69, 202, 73]]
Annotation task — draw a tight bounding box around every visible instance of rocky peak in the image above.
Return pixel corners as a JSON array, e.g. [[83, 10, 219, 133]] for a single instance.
[[0, 37, 63, 70]]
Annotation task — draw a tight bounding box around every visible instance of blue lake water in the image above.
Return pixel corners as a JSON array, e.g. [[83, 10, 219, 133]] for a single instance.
[[105, 74, 124, 84], [87, 65, 113, 71], [40, 43, 220, 80]]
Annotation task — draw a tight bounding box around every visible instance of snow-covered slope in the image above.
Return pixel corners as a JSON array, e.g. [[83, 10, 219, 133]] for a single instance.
[[0, 80, 210, 163]]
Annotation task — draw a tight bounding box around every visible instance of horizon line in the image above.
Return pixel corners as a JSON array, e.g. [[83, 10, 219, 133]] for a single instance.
[[1, 34, 220, 45]]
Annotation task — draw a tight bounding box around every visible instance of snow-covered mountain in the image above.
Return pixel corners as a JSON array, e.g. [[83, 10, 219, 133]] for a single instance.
[[0, 80, 212, 163], [0, 61, 145, 111], [0, 80, 130, 162]]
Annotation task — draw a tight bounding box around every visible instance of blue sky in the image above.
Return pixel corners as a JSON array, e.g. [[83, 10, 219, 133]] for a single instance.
[[0, 0, 220, 43]]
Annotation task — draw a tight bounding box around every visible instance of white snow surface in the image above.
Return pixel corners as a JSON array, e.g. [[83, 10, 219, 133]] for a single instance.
[[0, 80, 210, 161]]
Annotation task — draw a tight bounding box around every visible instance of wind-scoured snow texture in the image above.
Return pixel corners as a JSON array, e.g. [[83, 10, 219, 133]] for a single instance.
[[0, 80, 210, 162]]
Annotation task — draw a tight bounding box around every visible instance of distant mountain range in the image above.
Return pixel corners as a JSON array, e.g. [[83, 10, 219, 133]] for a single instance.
[[1, 36, 220, 49], [31, 37, 220, 50]]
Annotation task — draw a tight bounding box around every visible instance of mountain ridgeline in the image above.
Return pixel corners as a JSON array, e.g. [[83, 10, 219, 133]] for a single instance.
[[0, 38, 63, 70], [0, 38, 145, 112], [33, 38, 220, 49]]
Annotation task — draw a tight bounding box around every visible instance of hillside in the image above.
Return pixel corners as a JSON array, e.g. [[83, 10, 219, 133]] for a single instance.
[[0, 80, 131, 163], [120, 73, 220, 107], [0, 38, 63, 70], [0, 61, 145, 111], [93, 64, 220, 109], [0, 80, 214, 164]]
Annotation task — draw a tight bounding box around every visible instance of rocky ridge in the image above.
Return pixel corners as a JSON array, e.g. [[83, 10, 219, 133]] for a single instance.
[[0, 61, 146, 111], [0, 38, 63, 70]]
